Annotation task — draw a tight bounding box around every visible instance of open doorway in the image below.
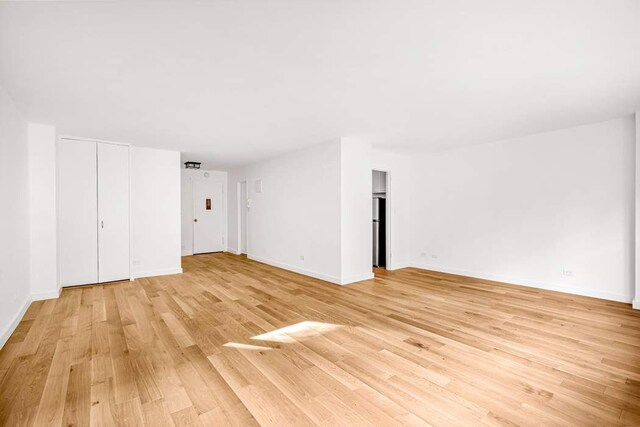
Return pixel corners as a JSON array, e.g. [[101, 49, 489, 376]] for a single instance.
[[237, 180, 248, 255], [372, 170, 389, 268]]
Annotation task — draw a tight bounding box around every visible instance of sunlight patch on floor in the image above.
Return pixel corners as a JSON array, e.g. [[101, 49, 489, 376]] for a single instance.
[[223, 342, 273, 351], [251, 321, 341, 343]]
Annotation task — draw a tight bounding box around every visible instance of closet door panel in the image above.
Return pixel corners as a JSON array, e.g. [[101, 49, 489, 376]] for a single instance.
[[58, 139, 98, 286], [97, 143, 130, 282]]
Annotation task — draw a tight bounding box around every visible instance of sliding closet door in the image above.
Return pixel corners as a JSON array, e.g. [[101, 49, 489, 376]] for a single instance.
[[58, 139, 98, 286], [97, 143, 130, 282]]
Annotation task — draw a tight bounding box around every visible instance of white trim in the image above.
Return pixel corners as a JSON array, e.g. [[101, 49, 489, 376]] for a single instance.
[[341, 272, 375, 285], [372, 168, 392, 270], [236, 179, 249, 256], [128, 143, 133, 282], [248, 255, 343, 285], [56, 132, 62, 293], [236, 181, 242, 256], [226, 247, 242, 255], [248, 254, 374, 286], [58, 134, 131, 147], [386, 262, 412, 271], [635, 112, 640, 311], [412, 262, 632, 303], [0, 295, 33, 350], [32, 288, 62, 301], [181, 250, 194, 257], [131, 268, 183, 279]]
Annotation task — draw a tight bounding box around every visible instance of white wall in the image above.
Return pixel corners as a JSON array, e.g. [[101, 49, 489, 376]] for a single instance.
[[227, 139, 410, 285], [0, 86, 31, 347], [372, 148, 413, 270], [228, 141, 343, 283], [28, 123, 59, 300], [411, 116, 635, 303], [181, 169, 228, 256], [340, 138, 374, 283], [131, 146, 182, 278]]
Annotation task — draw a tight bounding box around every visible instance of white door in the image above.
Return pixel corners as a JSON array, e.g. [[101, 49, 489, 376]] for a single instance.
[[58, 139, 98, 286], [193, 180, 224, 254], [97, 143, 130, 282]]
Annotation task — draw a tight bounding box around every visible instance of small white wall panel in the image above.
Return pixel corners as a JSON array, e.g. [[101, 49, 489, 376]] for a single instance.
[[97, 143, 130, 282], [58, 139, 98, 286]]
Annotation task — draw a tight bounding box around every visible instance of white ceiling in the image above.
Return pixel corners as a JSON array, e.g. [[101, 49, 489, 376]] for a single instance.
[[1, 1, 639, 169]]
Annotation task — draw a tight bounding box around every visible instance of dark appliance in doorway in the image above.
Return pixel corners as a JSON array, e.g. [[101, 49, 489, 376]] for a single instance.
[[373, 197, 386, 267]]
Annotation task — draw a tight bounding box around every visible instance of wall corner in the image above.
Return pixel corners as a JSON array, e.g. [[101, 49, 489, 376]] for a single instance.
[[27, 123, 59, 298]]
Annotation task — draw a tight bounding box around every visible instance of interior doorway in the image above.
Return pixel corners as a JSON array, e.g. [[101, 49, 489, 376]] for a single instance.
[[372, 170, 389, 268], [238, 180, 249, 255]]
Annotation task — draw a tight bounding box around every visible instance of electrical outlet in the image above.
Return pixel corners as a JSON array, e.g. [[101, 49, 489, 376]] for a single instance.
[[133, 260, 141, 266], [562, 269, 574, 277], [431, 254, 438, 259], [300, 255, 305, 261], [420, 252, 426, 257]]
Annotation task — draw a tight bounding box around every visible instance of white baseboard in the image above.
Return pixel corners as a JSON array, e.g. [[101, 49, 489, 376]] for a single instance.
[[247, 255, 376, 286], [226, 247, 242, 255], [31, 287, 62, 301], [633, 299, 640, 310], [0, 295, 33, 350], [247, 255, 344, 285], [132, 268, 183, 279], [183, 249, 231, 257], [386, 262, 412, 271], [412, 262, 632, 303], [341, 272, 375, 285]]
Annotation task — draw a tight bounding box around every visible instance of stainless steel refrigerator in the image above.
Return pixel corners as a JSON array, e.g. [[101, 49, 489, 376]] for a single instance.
[[373, 197, 386, 267]]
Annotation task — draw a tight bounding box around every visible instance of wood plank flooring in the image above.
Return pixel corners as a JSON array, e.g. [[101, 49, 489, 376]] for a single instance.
[[1, 253, 640, 426]]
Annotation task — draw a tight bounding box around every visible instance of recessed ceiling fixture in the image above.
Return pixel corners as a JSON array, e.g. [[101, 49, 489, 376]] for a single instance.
[[184, 161, 201, 169]]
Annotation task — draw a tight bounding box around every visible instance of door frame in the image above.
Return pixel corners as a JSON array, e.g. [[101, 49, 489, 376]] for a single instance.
[[372, 169, 391, 270], [191, 177, 226, 254], [236, 180, 249, 256]]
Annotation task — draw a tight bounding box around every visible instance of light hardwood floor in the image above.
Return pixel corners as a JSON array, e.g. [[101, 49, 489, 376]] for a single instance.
[[1, 253, 640, 426]]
